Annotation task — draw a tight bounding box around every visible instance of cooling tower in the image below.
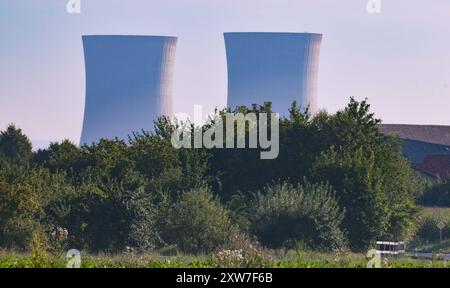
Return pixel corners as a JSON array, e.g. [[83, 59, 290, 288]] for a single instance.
[[224, 32, 322, 115], [80, 35, 177, 145]]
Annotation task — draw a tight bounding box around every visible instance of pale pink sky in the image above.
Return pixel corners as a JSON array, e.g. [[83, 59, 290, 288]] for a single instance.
[[1, 0, 450, 148]]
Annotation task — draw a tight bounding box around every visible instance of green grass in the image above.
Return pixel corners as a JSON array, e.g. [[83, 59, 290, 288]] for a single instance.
[[1, 249, 449, 268], [5, 205, 450, 269], [0, 250, 215, 268]]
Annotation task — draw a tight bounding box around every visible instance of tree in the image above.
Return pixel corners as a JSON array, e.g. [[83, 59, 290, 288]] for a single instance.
[[0, 167, 67, 249], [121, 171, 162, 250], [309, 99, 421, 249], [311, 147, 389, 250], [206, 103, 277, 201], [0, 124, 33, 166], [33, 140, 82, 173]]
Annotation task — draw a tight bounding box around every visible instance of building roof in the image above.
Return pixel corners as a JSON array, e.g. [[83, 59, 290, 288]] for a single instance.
[[378, 124, 450, 146], [416, 155, 450, 179], [401, 139, 450, 165]]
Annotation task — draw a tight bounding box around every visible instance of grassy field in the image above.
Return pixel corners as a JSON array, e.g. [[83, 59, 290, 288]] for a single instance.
[[2, 206, 450, 268], [1, 249, 449, 268]]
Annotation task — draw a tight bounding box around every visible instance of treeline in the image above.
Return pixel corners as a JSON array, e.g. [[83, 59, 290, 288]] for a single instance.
[[0, 98, 424, 253], [419, 180, 450, 207]]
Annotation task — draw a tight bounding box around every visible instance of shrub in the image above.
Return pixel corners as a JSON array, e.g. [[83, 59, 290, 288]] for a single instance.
[[249, 181, 347, 251], [45, 170, 163, 252], [167, 187, 236, 254]]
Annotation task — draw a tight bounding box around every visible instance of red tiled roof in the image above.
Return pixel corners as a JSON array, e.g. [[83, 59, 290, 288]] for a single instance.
[[416, 155, 450, 179]]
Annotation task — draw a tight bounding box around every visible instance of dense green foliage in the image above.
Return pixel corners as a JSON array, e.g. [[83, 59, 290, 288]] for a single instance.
[[0, 98, 423, 253], [0, 125, 32, 167], [167, 187, 236, 253], [419, 179, 450, 207], [207, 98, 422, 250], [249, 181, 347, 250]]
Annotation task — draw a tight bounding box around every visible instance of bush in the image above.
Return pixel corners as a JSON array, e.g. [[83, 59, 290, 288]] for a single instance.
[[249, 181, 347, 251], [167, 187, 236, 254], [53, 175, 164, 252]]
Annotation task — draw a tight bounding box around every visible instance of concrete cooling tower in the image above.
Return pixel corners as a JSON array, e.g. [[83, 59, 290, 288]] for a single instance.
[[224, 32, 322, 116], [80, 35, 177, 145]]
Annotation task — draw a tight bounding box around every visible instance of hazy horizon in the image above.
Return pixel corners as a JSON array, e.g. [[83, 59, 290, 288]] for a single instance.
[[1, 0, 450, 149]]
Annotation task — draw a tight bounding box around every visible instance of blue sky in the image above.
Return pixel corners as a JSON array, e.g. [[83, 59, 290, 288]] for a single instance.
[[1, 0, 450, 148]]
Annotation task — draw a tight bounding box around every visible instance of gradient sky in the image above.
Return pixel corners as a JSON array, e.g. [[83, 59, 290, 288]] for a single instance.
[[1, 0, 450, 149]]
